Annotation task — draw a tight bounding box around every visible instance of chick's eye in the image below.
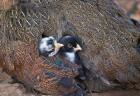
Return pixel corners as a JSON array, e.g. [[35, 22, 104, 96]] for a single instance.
[[47, 39, 53, 45], [67, 43, 73, 48]]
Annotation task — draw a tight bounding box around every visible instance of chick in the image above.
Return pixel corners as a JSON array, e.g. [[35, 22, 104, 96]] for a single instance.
[[38, 36, 85, 96]]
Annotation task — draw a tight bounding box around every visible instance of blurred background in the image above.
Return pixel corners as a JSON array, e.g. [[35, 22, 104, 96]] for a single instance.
[[115, 0, 140, 21]]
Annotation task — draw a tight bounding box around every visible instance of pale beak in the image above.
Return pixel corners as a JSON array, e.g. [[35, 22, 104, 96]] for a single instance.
[[48, 41, 64, 57], [54, 41, 64, 49], [74, 44, 82, 52]]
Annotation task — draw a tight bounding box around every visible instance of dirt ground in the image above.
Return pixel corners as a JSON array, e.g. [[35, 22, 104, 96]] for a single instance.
[[0, 69, 36, 96]]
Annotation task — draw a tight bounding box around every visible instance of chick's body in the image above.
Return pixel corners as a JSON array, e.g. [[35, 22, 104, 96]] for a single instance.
[[58, 35, 86, 80]]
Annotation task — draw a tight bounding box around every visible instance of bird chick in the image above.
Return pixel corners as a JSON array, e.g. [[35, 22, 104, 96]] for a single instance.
[[38, 36, 64, 57], [58, 35, 86, 80]]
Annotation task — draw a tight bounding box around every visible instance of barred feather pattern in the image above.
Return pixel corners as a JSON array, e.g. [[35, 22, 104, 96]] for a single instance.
[[0, 41, 82, 95]]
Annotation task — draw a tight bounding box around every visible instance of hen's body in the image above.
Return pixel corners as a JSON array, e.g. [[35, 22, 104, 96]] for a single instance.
[[0, 41, 84, 96]]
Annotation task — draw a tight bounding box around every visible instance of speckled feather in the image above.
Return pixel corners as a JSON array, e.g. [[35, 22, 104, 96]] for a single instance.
[[0, 41, 83, 95]]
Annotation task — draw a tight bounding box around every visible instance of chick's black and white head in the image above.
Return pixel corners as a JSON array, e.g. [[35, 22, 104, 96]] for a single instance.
[[58, 35, 82, 63], [58, 35, 82, 53], [39, 36, 64, 57]]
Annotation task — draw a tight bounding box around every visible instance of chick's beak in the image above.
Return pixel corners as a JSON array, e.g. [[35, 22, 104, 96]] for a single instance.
[[74, 44, 82, 52], [54, 41, 64, 49], [48, 41, 64, 57]]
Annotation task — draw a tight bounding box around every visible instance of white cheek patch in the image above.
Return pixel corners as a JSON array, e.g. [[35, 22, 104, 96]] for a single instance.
[[39, 36, 64, 57], [65, 52, 75, 63], [48, 51, 57, 57], [39, 37, 54, 53]]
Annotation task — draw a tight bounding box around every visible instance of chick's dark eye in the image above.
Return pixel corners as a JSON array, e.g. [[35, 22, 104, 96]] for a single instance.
[[47, 39, 54, 45], [67, 43, 73, 48]]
